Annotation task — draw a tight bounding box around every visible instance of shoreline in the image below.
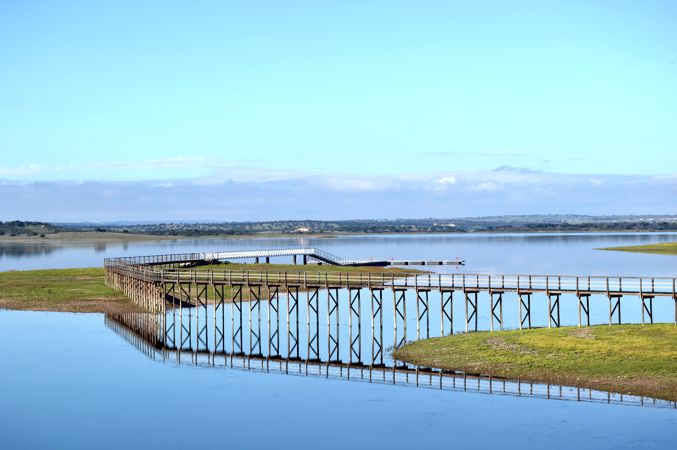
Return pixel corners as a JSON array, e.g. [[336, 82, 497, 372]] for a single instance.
[[2, 229, 677, 245], [0, 267, 140, 314], [0, 265, 423, 314], [393, 325, 677, 402]]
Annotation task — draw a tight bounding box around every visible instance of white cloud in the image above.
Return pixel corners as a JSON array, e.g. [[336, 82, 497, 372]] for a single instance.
[[469, 181, 501, 192], [0, 164, 42, 177], [436, 176, 457, 185], [323, 176, 398, 193], [0, 168, 675, 221], [0, 157, 247, 180]]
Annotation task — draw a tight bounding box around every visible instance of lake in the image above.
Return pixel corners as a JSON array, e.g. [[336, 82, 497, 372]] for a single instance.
[[1, 232, 676, 449]]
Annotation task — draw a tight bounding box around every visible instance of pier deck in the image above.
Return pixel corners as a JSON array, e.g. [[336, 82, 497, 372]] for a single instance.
[[105, 250, 676, 335], [117, 248, 464, 267]]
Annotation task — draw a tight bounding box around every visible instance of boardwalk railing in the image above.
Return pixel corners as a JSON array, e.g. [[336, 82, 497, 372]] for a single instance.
[[106, 264, 676, 295], [103, 252, 677, 408], [104, 248, 463, 267], [104, 252, 677, 331]]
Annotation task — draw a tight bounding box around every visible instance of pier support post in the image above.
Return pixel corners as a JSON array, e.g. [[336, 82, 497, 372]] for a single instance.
[[608, 295, 621, 325], [577, 295, 590, 327], [348, 288, 362, 364], [441, 290, 453, 335], [641, 296, 654, 325], [249, 284, 262, 356], [490, 291, 503, 331], [370, 289, 383, 367], [548, 294, 560, 328], [464, 290, 478, 332], [286, 286, 299, 359], [327, 288, 340, 362], [393, 289, 407, 349], [519, 293, 532, 329], [164, 282, 176, 349], [179, 283, 192, 350], [673, 279, 676, 325], [267, 285, 280, 357], [214, 284, 225, 354], [231, 284, 243, 354], [196, 284, 208, 352], [416, 289, 429, 340], [307, 287, 319, 361]]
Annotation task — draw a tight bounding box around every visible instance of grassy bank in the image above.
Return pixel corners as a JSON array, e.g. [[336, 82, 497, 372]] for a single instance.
[[599, 242, 677, 255], [393, 325, 677, 401], [0, 264, 422, 314], [0, 268, 135, 314]]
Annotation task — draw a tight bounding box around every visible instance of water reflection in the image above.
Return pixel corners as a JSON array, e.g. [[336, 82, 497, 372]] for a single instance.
[[0, 242, 61, 258], [105, 312, 675, 409]]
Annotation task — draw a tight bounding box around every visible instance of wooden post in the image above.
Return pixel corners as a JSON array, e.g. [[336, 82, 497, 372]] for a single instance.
[[640, 278, 644, 326]]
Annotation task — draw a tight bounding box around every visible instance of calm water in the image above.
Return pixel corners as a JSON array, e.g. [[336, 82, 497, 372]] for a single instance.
[[2, 231, 677, 275], [1, 233, 676, 449]]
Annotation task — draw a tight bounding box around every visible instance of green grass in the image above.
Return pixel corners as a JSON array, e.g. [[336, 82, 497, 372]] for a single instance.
[[0, 267, 131, 313], [393, 325, 677, 401], [0, 264, 422, 313], [0, 268, 119, 301], [599, 242, 677, 255]]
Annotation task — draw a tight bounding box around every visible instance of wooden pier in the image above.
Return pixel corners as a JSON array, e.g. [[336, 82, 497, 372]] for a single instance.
[[102, 251, 676, 407], [105, 252, 677, 335], [119, 248, 464, 267]]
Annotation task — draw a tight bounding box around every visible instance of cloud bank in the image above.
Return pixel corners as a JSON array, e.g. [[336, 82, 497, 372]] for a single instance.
[[1, 170, 674, 222]]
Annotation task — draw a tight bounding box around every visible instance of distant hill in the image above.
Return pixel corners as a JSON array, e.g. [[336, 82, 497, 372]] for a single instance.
[[0, 221, 63, 237], [50, 215, 677, 236]]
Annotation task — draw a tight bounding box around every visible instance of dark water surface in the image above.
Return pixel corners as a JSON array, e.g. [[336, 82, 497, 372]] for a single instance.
[[1, 233, 676, 449]]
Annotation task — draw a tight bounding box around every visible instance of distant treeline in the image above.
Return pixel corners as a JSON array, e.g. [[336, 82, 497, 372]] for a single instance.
[[0, 221, 62, 237], [2, 216, 676, 238], [58, 215, 677, 236]]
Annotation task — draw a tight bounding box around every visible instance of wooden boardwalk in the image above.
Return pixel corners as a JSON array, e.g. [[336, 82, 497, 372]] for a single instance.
[[105, 251, 677, 338], [102, 251, 676, 408], [113, 248, 464, 267]]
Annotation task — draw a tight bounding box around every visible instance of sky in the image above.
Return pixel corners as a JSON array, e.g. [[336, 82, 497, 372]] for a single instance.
[[0, 1, 675, 221]]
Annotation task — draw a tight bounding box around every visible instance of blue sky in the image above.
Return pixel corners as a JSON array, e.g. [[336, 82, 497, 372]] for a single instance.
[[0, 1, 675, 220]]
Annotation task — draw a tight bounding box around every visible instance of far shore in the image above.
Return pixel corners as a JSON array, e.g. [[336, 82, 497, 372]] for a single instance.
[[0, 231, 342, 243], [2, 229, 677, 245], [0, 231, 175, 244]]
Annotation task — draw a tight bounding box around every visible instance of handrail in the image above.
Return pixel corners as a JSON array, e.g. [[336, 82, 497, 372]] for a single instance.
[[103, 248, 464, 267], [104, 256, 677, 296]]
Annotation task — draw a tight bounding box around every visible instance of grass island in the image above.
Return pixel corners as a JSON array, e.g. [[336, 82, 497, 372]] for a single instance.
[[393, 325, 677, 402], [599, 242, 677, 255]]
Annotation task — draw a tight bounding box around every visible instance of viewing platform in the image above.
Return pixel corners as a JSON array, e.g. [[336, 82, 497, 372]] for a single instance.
[[110, 247, 465, 267]]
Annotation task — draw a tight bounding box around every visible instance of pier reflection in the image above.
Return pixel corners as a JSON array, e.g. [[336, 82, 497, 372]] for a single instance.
[[105, 312, 675, 409]]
